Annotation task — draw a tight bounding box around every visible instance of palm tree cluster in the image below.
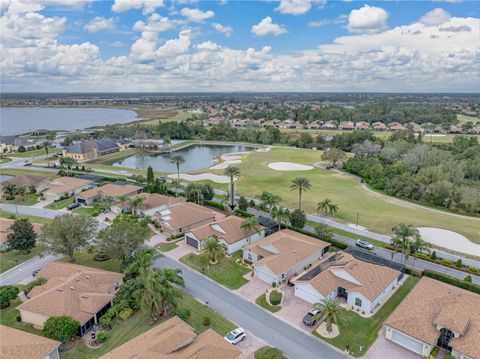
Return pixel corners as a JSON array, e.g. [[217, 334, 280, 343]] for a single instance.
[[391, 223, 431, 266], [259, 191, 281, 212], [317, 198, 339, 217]]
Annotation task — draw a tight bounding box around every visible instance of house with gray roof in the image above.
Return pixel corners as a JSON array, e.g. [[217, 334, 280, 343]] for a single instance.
[[62, 138, 119, 161]]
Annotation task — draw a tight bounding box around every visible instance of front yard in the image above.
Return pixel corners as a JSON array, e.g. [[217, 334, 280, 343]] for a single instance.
[[255, 293, 282, 313], [73, 206, 98, 217], [0, 246, 44, 273], [255, 346, 287, 359], [318, 275, 420, 357], [45, 196, 74, 209], [155, 242, 178, 252], [179, 251, 250, 290], [0, 193, 40, 206]]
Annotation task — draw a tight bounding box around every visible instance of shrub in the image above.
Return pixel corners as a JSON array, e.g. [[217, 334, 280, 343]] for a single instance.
[[441, 259, 452, 266], [272, 282, 277, 288], [238, 196, 249, 211], [97, 331, 107, 343], [100, 315, 112, 329], [16, 313, 21, 322], [18, 145, 26, 153], [93, 253, 111, 262], [455, 259, 462, 268], [423, 270, 480, 295], [174, 308, 191, 321], [269, 290, 282, 306], [430, 251, 437, 260], [430, 346, 439, 358], [202, 316, 211, 326], [249, 200, 256, 207], [468, 266, 480, 274], [289, 209, 306, 229], [23, 277, 46, 295], [43, 316, 79, 342], [0, 285, 19, 308], [118, 307, 133, 321], [464, 275, 472, 283], [285, 224, 348, 250]]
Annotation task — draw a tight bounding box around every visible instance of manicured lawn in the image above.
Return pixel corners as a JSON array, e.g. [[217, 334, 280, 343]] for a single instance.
[[0, 193, 39, 206], [155, 242, 178, 252], [0, 298, 44, 336], [45, 196, 74, 209], [179, 251, 250, 290], [0, 168, 56, 178], [0, 157, 11, 163], [73, 206, 98, 217], [0, 210, 53, 224], [318, 275, 420, 357], [8, 148, 58, 158], [60, 251, 122, 273], [0, 246, 44, 273], [255, 346, 287, 359], [255, 294, 281, 313]]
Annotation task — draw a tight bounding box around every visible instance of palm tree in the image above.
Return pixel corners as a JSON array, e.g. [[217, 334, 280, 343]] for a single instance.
[[128, 196, 144, 214], [314, 297, 346, 334], [170, 155, 185, 181], [3, 184, 17, 200], [224, 166, 240, 207], [138, 272, 163, 321], [391, 223, 419, 264], [44, 144, 50, 167], [155, 268, 184, 316], [201, 236, 227, 265], [290, 177, 311, 210], [241, 217, 261, 235], [117, 194, 129, 212], [170, 179, 181, 196], [59, 157, 77, 175], [318, 198, 339, 217], [259, 191, 281, 212], [271, 206, 289, 231], [411, 235, 431, 268]]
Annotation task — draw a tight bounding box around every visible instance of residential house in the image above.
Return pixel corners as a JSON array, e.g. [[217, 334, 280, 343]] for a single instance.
[[409, 123, 423, 133], [321, 121, 337, 130], [0, 218, 43, 251], [372, 122, 387, 131], [75, 183, 144, 205], [0, 175, 48, 193], [0, 136, 36, 153], [41, 177, 94, 201], [384, 277, 480, 359], [294, 251, 401, 314], [339, 121, 355, 131], [469, 126, 480, 134], [355, 122, 370, 131], [185, 215, 265, 254], [388, 122, 407, 131], [113, 192, 186, 216], [17, 262, 123, 336], [100, 316, 241, 359], [62, 138, 119, 161], [308, 122, 321, 130], [450, 125, 463, 134], [0, 325, 61, 359], [243, 229, 330, 286]]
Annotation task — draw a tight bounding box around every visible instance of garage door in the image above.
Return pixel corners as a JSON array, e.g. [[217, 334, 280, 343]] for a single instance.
[[185, 236, 199, 249], [391, 330, 424, 354], [255, 267, 276, 284], [295, 285, 321, 304]]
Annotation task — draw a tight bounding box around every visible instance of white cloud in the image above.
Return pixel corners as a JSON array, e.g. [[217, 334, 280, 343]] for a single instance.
[[196, 41, 219, 51], [419, 8, 452, 26], [156, 29, 192, 57], [251, 17, 287, 37], [107, 40, 125, 48], [211, 22, 233, 36], [112, 0, 164, 15], [347, 5, 389, 33], [180, 7, 214, 22], [309, 14, 347, 27], [275, 0, 325, 15], [84, 16, 115, 33]]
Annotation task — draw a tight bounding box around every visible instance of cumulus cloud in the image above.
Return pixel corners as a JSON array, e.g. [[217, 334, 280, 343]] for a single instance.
[[439, 25, 471, 32], [156, 29, 192, 58], [419, 8, 452, 26], [251, 17, 287, 37], [112, 0, 164, 15], [211, 22, 233, 36], [309, 14, 347, 27], [275, 0, 324, 16], [84, 16, 115, 33], [347, 5, 389, 33], [180, 7, 214, 22]]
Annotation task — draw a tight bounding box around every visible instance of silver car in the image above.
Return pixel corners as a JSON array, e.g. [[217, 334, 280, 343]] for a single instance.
[[224, 328, 246, 345], [356, 239, 374, 250]]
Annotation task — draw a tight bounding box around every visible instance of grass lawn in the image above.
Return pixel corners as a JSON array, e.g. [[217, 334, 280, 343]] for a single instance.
[[0, 168, 57, 178], [60, 251, 122, 272], [200, 147, 479, 242], [318, 275, 420, 357], [255, 294, 281, 313], [255, 346, 287, 359], [0, 157, 12, 163], [0, 298, 44, 336], [0, 193, 39, 206], [179, 251, 250, 290], [73, 206, 98, 217], [45, 197, 74, 210], [0, 210, 53, 224], [8, 148, 60, 158], [0, 246, 44, 273], [155, 242, 178, 252]]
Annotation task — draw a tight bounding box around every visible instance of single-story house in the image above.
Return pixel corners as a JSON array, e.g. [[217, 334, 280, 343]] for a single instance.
[[113, 193, 186, 216], [0, 175, 49, 194], [243, 229, 330, 286], [17, 262, 123, 336], [339, 121, 355, 131], [75, 183, 144, 205], [41, 177, 94, 200], [0, 136, 36, 153], [0, 218, 43, 251], [0, 325, 61, 359], [156, 202, 222, 236], [294, 251, 401, 313], [185, 215, 265, 254], [62, 138, 119, 161], [100, 316, 241, 359], [372, 121, 387, 131], [388, 122, 407, 131], [355, 121, 370, 131], [384, 277, 480, 359]]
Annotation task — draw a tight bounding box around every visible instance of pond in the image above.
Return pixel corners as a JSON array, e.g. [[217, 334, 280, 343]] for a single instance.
[[110, 144, 253, 173]]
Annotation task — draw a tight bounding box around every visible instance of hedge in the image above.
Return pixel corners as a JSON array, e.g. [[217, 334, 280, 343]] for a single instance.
[[234, 209, 255, 218], [285, 225, 348, 250], [423, 270, 480, 295], [204, 200, 226, 211]]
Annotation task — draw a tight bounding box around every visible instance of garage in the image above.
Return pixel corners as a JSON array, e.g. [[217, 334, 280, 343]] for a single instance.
[[255, 266, 277, 284], [295, 284, 321, 304], [185, 235, 199, 249], [390, 329, 424, 355]]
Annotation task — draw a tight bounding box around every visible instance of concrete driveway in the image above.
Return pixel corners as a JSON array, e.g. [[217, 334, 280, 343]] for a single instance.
[[276, 285, 312, 331], [364, 329, 421, 359], [235, 275, 270, 302], [165, 240, 196, 260], [236, 330, 266, 359], [146, 233, 169, 247]]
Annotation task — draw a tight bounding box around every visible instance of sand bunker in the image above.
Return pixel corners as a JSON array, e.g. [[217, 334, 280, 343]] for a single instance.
[[168, 173, 231, 184], [417, 227, 480, 256], [210, 154, 243, 170], [268, 162, 314, 171]]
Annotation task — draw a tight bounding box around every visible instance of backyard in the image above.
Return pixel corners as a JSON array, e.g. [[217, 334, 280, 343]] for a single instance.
[[60, 251, 122, 273]]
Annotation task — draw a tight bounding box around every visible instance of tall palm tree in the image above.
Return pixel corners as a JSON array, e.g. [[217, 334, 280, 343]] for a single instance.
[[290, 177, 311, 210], [411, 235, 431, 269], [44, 144, 50, 167], [313, 297, 346, 334], [59, 157, 77, 175], [155, 268, 184, 316], [391, 223, 419, 264], [170, 155, 185, 181], [224, 166, 240, 207], [271, 206, 290, 231], [259, 191, 281, 212], [201, 236, 227, 265], [128, 196, 144, 214], [138, 272, 163, 321], [241, 217, 261, 235]]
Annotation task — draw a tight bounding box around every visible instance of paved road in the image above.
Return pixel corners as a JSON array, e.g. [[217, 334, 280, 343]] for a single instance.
[[1, 203, 62, 218], [154, 255, 349, 359], [0, 254, 62, 285]]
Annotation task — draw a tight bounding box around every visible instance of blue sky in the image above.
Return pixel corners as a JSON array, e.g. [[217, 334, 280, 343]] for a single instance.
[[1, 0, 479, 92]]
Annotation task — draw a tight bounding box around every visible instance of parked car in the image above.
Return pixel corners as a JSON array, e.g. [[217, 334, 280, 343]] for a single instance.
[[224, 328, 246, 345], [303, 308, 320, 326], [356, 239, 374, 250], [159, 176, 167, 182], [32, 269, 41, 277], [67, 202, 81, 211]]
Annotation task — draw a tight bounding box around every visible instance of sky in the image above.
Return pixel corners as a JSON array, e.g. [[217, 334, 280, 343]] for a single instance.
[[1, 0, 479, 93]]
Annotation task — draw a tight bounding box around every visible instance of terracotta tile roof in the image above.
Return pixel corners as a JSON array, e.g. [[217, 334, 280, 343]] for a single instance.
[[0, 325, 60, 359], [189, 215, 263, 245], [158, 202, 219, 232], [297, 252, 400, 301], [121, 193, 186, 211], [100, 316, 241, 359], [0, 218, 43, 244], [385, 277, 480, 359], [43, 177, 92, 195], [0, 175, 48, 191], [247, 229, 329, 275], [78, 183, 143, 200], [18, 262, 123, 325]]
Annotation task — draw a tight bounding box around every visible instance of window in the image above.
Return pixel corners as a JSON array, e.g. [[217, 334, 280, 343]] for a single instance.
[[355, 297, 362, 307]]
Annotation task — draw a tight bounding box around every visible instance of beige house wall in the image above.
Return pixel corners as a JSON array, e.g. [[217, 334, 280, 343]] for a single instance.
[[19, 309, 49, 329]]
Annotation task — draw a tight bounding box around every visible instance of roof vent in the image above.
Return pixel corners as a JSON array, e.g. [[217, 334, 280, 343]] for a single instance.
[[69, 286, 75, 291], [81, 294, 89, 299], [57, 288, 63, 292], [76, 278, 81, 282], [86, 275, 91, 279]]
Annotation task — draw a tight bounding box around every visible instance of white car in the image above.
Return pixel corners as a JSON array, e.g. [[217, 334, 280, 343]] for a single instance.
[[224, 328, 246, 345], [356, 239, 374, 250]]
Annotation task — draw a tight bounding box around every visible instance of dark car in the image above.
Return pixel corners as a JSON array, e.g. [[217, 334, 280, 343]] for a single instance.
[[67, 202, 81, 211], [32, 269, 41, 277], [302, 308, 320, 326], [356, 239, 374, 250], [159, 176, 167, 182]]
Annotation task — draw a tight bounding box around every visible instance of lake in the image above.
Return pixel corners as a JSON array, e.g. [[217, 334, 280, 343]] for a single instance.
[[110, 144, 252, 173], [0, 107, 139, 135]]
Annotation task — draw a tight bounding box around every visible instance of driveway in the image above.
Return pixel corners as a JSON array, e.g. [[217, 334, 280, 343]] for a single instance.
[[146, 233, 169, 247], [237, 330, 266, 359], [235, 275, 270, 302], [276, 285, 312, 331], [364, 329, 421, 359], [165, 240, 196, 260]]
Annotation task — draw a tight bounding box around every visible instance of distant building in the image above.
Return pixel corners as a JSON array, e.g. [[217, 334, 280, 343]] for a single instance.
[[0, 136, 36, 153], [62, 138, 119, 161], [355, 121, 370, 131], [388, 122, 407, 131], [113, 192, 186, 216], [339, 121, 355, 131], [0, 325, 61, 359], [372, 121, 387, 131]]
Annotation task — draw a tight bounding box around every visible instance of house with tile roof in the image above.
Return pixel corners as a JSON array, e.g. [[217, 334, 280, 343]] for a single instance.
[[243, 229, 330, 286], [40, 176, 94, 200], [384, 277, 480, 359], [294, 251, 402, 313], [62, 138, 119, 161], [75, 183, 144, 205], [100, 316, 241, 359], [0, 325, 61, 359], [185, 215, 265, 255], [113, 192, 186, 216], [17, 262, 123, 336]]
